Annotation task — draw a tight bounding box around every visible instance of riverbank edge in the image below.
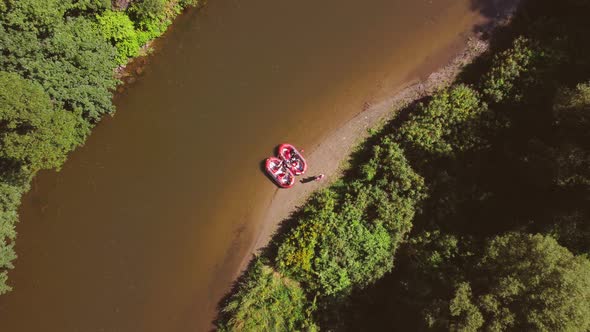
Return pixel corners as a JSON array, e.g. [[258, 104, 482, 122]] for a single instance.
[[242, 25, 510, 274], [1, 1, 203, 295], [115, 1, 205, 86], [220, 1, 520, 327]]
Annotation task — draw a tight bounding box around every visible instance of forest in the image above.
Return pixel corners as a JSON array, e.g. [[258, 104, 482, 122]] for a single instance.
[[0, 0, 199, 294], [217, 0, 590, 330]]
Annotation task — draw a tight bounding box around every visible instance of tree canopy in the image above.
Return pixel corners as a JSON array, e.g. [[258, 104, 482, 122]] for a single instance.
[[219, 259, 317, 332], [433, 233, 590, 332], [0, 72, 79, 172]]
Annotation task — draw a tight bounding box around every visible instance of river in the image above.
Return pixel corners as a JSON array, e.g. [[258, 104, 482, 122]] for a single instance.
[[0, 0, 495, 330]]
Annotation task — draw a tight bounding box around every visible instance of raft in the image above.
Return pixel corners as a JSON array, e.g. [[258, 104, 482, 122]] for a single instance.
[[265, 156, 295, 188], [278, 143, 307, 176]]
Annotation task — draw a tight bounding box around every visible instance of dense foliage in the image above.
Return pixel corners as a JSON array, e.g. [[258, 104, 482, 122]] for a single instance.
[[218, 259, 317, 332], [218, 0, 590, 330], [0, 72, 80, 172], [276, 141, 424, 297], [397, 84, 489, 159], [0, 0, 199, 294], [424, 233, 590, 331]]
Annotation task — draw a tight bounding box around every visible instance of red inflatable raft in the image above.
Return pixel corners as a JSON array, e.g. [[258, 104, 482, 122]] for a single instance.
[[265, 156, 295, 188], [278, 143, 307, 175]]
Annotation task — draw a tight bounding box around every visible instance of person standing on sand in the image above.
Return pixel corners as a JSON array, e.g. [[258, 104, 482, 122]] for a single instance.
[[299, 173, 324, 183]]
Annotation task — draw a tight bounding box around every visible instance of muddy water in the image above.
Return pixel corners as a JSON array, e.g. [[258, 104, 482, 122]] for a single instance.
[[0, 0, 492, 331]]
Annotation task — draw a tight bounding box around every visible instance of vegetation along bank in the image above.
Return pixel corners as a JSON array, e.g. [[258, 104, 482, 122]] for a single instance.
[[0, 0, 200, 295], [217, 0, 590, 330]]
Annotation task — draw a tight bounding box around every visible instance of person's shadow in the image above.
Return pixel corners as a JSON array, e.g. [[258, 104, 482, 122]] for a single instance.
[[300, 176, 316, 183]]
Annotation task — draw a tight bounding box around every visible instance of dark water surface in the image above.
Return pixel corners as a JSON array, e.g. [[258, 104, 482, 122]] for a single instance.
[[0, 0, 487, 330]]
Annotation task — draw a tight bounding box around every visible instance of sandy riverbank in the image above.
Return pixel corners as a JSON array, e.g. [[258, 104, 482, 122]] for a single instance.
[[234, 4, 520, 277]]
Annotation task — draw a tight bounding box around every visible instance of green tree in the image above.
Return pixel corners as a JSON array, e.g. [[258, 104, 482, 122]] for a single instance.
[[447, 283, 484, 332], [360, 137, 426, 233], [219, 259, 316, 331], [478, 233, 590, 331], [67, 0, 110, 13], [429, 233, 590, 331], [0, 0, 68, 33], [0, 72, 79, 172], [276, 190, 337, 281], [276, 140, 424, 297], [129, 0, 177, 46], [276, 186, 397, 297], [312, 185, 395, 296], [129, 0, 166, 24], [397, 84, 488, 158], [551, 82, 590, 187], [0, 9, 118, 121], [96, 10, 140, 64], [0, 181, 23, 295], [481, 37, 536, 103]]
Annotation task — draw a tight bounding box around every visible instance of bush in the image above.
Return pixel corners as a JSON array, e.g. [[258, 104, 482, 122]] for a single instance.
[[0, 181, 24, 295], [361, 138, 426, 233], [219, 259, 316, 332], [481, 37, 536, 103], [1, 8, 118, 122], [67, 0, 111, 13], [1, 0, 69, 33], [397, 84, 488, 158], [277, 141, 425, 296], [276, 190, 337, 281], [129, 0, 166, 24], [0, 72, 79, 172], [428, 233, 590, 331], [129, 0, 188, 45], [96, 10, 140, 64], [312, 189, 394, 296]]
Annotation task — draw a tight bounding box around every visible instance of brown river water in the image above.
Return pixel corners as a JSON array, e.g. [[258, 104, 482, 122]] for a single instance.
[[0, 0, 496, 330]]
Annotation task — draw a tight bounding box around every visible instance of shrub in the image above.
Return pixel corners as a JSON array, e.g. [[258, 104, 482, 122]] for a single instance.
[[361, 138, 426, 233], [129, 0, 166, 24], [219, 259, 316, 331], [0, 15, 118, 121], [276, 190, 337, 280], [0, 181, 24, 295], [129, 0, 179, 45], [1, 0, 69, 33], [427, 233, 590, 331], [67, 0, 111, 13], [277, 187, 396, 297], [481, 36, 536, 103], [397, 84, 487, 158], [96, 10, 140, 64], [277, 141, 425, 296], [0, 72, 79, 172], [312, 191, 394, 296]]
